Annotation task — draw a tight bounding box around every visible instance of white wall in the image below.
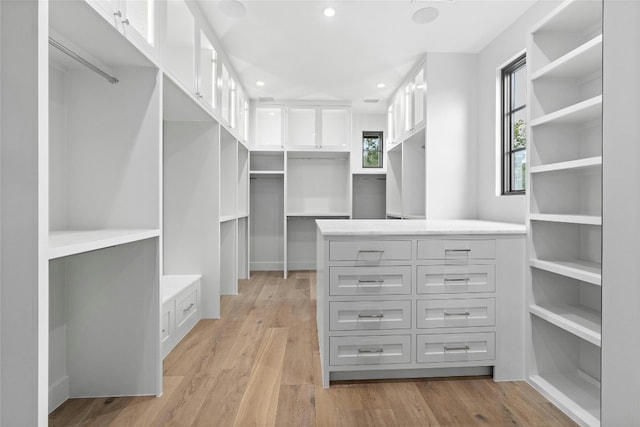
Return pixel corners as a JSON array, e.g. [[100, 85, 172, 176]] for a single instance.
[[476, 1, 560, 224], [350, 112, 386, 174], [425, 53, 478, 220]]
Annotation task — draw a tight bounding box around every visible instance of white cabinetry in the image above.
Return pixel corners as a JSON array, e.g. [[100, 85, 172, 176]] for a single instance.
[[527, 1, 602, 425], [254, 106, 285, 149], [388, 61, 426, 146], [316, 220, 526, 388], [162, 275, 202, 358]]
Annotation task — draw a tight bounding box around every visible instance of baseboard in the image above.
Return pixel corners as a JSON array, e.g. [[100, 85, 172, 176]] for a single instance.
[[49, 375, 69, 413], [330, 366, 492, 382], [250, 262, 284, 271], [286, 261, 316, 271]]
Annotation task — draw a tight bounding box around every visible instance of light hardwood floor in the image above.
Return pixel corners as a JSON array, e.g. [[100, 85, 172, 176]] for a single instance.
[[50, 271, 576, 426]]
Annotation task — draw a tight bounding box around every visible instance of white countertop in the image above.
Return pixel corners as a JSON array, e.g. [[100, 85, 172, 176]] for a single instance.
[[315, 219, 526, 236]]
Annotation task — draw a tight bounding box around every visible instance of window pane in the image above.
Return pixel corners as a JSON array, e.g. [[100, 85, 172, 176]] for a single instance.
[[513, 65, 527, 109], [363, 132, 383, 168], [512, 109, 526, 150], [512, 150, 527, 192]]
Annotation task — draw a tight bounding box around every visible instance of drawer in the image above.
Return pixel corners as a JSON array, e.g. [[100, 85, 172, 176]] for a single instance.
[[330, 266, 412, 296], [416, 264, 495, 294], [330, 335, 411, 366], [416, 332, 495, 363], [330, 300, 412, 331], [330, 240, 412, 261], [176, 283, 200, 330], [417, 239, 495, 260], [416, 298, 496, 329]]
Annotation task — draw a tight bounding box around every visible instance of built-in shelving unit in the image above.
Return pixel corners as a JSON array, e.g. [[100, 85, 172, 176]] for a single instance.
[[527, 1, 603, 425]]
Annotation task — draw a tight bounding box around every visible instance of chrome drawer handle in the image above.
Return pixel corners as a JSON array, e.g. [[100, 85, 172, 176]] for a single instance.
[[444, 345, 470, 352], [445, 249, 471, 253], [444, 311, 470, 316], [183, 303, 195, 313], [358, 313, 384, 319], [358, 249, 384, 253], [358, 348, 384, 354], [444, 278, 469, 283]]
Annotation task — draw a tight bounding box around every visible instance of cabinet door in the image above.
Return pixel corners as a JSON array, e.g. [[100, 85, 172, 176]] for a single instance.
[[255, 107, 283, 148], [287, 107, 317, 148], [120, 0, 156, 55], [198, 29, 216, 110], [321, 108, 350, 149], [163, 0, 196, 93], [413, 68, 426, 130], [220, 64, 231, 123], [393, 92, 404, 141]]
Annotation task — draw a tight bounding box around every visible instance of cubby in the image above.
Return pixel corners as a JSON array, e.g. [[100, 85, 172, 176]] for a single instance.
[[401, 129, 426, 219], [527, 1, 602, 424], [386, 144, 403, 218], [352, 174, 386, 219]]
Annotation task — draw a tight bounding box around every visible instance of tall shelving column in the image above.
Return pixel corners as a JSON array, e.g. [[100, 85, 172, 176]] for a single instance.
[[526, 1, 602, 426]]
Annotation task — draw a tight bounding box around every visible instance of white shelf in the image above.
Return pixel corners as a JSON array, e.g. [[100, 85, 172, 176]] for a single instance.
[[530, 303, 601, 346], [286, 212, 350, 218], [530, 157, 602, 174], [530, 96, 602, 127], [529, 373, 600, 427], [531, 35, 602, 81], [161, 274, 202, 304], [220, 215, 237, 223], [530, 258, 601, 286], [49, 229, 160, 259], [386, 212, 403, 219], [249, 170, 284, 175], [532, 0, 602, 33], [529, 214, 602, 226]]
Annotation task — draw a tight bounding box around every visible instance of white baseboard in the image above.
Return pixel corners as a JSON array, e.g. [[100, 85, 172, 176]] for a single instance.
[[49, 375, 69, 413]]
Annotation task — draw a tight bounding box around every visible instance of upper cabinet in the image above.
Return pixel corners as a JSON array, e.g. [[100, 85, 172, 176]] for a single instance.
[[160, 0, 196, 94], [253, 104, 351, 151], [198, 29, 217, 110], [89, 0, 157, 58], [388, 61, 426, 145]]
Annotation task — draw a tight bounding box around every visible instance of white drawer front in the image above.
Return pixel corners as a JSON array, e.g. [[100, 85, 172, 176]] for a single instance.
[[416, 298, 496, 329], [176, 283, 200, 329], [330, 300, 412, 331], [161, 303, 172, 344], [330, 335, 411, 366], [417, 239, 495, 260], [330, 240, 412, 261], [330, 266, 412, 296], [416, 332, 495, 363], [416, 265, 495, 294]]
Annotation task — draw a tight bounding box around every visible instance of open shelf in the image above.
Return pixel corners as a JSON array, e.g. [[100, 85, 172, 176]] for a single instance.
[[529, 373, 600, 427], [531, 35, 602, 81], [529, 214, 601, 226], [530, 259, 601, 286], [49, 229, 159, 260], [250, 170, 285, 176], [531, 96, 602, 128], [532, 0, 602, 34], [530, 157, 601, 174], [530, 303, 601, 346], [286, 213, 350, 218]]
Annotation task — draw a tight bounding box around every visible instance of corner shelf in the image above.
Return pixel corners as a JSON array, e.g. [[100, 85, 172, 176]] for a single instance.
[[530, 303, 601, 346], [49, 229, 160, 260], [530, 258, 601, 286]]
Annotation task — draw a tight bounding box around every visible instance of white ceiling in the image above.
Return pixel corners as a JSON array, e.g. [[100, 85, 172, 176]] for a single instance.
[[197, 0, 536, 112]]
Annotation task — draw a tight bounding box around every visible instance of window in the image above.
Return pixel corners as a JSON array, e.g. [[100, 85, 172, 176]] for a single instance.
[[363, 131, 383, 168], [502, 54, 527, 194]]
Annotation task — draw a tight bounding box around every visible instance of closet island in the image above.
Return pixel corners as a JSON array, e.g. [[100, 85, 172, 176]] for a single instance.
[[315, 219, 525, 387]]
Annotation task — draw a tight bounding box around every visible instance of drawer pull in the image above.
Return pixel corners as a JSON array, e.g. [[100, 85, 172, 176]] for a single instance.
[[444, 311, 470, 316], [183, 303, 195, 313], [357, 279, 383, 286], [444, 278, 469, 284], [358, 249, 384, 254], [358, 348, 384, 354], [357, 313, 384, 319], [444, 345, 470, 352], [445, 249, 471, 253]]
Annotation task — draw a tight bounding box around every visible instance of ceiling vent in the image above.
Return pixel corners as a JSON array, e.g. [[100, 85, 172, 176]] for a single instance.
[[258, 97, 274, 102], [363, 99, 380, 104]]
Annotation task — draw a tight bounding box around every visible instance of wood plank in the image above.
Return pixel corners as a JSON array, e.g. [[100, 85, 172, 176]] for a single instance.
[[381, 380, 439, 426], [232, 327, 289, 427], [274, 384, 316, 427]]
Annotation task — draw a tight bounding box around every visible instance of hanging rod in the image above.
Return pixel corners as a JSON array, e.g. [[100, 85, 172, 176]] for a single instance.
[[49, 37, 119, 84]]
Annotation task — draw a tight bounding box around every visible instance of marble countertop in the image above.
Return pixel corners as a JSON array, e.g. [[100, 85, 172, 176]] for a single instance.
[[315, 219, 526, 236]]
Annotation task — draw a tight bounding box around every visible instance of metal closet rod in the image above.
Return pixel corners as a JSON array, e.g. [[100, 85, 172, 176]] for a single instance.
[[49, 37, 119, 84]]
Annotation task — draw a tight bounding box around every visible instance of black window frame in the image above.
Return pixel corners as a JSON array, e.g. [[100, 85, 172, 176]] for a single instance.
[[501, 54, 527, 195], [362, 131, 384, 169]]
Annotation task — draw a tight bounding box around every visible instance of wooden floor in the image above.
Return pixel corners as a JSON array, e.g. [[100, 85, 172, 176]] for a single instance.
[[50, 271, 576, 426]]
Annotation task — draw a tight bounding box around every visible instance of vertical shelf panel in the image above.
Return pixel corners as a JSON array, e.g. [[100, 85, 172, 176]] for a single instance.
[[220, 127, 238, 220], [250, 175, 285, 272]]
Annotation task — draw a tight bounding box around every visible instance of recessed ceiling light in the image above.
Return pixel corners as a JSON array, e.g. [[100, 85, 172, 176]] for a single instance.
[[323, 7, 335, 17], [256, 81, 265, 87], [377, 83, 386, 89], [412, 7, 439, 25]]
